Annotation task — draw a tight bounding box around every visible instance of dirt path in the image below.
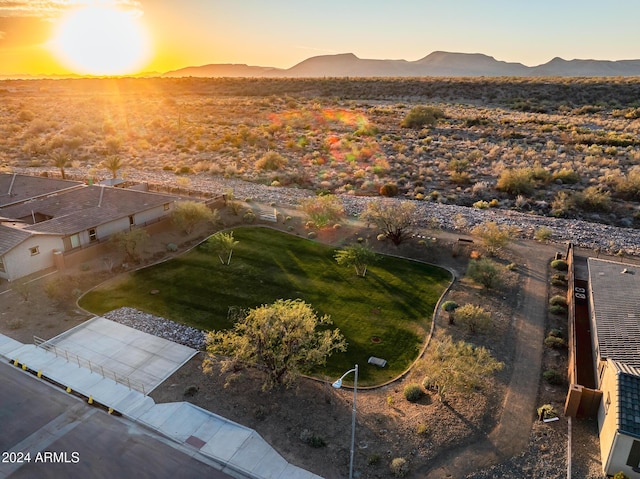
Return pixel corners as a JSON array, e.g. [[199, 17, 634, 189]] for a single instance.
[[419, 240, 558, 478]]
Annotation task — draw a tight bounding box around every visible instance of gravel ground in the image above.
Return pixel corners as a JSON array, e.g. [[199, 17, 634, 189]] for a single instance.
[[27, 166, 640, 256]]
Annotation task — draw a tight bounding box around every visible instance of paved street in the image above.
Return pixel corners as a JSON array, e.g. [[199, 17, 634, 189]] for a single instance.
[[0, 362, 236, 479]]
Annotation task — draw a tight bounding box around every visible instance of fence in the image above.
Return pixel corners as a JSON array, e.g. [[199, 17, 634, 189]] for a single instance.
[[33, 336, 146, 395]]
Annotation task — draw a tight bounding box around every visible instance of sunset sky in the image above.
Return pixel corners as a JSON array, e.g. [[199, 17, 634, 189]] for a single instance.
[[0, 0, 639, 76]]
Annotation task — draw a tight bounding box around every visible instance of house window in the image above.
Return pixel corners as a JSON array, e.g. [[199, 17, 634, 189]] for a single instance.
[[29, 246, 40, 256], [604, 392, 611, 414], [129, 215, 135, 226], [89, 228, 97, 242], [0, 256, 5, 273], [70, 234, 80, 249], [627, 440, 640, 471], [163, 203, 170, 211]]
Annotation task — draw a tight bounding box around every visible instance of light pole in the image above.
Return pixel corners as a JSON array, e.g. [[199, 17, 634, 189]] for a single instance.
[[332, 364, 358, 479]]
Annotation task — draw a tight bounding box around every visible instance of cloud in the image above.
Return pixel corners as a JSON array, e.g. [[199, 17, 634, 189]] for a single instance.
[[0, 1, 143, 19]]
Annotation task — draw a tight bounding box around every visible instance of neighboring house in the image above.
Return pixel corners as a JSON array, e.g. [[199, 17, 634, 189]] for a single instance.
[[573, 258, 640, 477], [0, 173, 83, 207], [0, 176, 179, 281]]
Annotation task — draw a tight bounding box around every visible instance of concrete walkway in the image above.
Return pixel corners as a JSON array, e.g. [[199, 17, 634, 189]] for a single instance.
[[0, 327, 322, 479], [419, 240, 558, 478]]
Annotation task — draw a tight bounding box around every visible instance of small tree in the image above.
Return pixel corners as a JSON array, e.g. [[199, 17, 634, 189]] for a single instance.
[[111, 228, 149, 263], [441, 300, 459, 325], [467, 258, 503, 289], [101, 155, 124, 179], [172, 201, 218, 235], [204, 299, 346, 390], [300, 194, 344, 228], [334, 242, 377, 277], [50, 150, 70, 179], [204, 231, 239, 265], [361, 200, 416, 246], [421, 335, 503, 400], [400, 105, 444, 129], [453, 304, 492, 334], [471, 221, 515, 256]]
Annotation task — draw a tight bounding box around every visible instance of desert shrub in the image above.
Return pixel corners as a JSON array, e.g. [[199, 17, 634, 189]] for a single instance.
[[379, 183, 399, 197], [550, 305, 568, 316], [467, 258, 503, 289], [390, 457, 410, 478], [470, 221, 514, 256], [473, 200, 489, 209], [183, 385, 198, 397], [400, 105, 444, 128], [166, 243, 178, 252], [299, 429, 326, 448], [496, 168, 535, 196], [550, 259, 568, 271], [544, 336, 567, 349], [307, 231, 317, 239], [574, 186, 611, 212], [552, 168, 580, 184], [534, 226, 553, 242], [403, 383, 424, 402], [613, 472, 630, 479], [416, 423, 430, 436], [612, 166, 640, 200], [549, 295, 568, 307], [548, 328, 563, 338], [7, 318, 24, 330], [543, 369, 564, 385], [300, 194, 344, 228], [255, 151, 288, 171], [537, 404, 557, 420], [243, 210, 256, 223], [454, 304, 492, 334], [368, 454, 381, 465], [551, 273, 567, 286], [44, 275, 82, 305]]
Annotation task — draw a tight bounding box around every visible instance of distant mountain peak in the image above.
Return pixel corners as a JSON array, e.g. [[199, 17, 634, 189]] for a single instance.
[[162, 51, 640, 78]]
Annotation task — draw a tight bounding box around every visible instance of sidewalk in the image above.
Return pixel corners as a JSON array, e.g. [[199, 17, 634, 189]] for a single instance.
[[0, 333, 322, 479]]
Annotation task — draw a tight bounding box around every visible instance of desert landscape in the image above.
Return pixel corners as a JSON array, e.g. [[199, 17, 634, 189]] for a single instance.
[[3, 76, 638, 478]]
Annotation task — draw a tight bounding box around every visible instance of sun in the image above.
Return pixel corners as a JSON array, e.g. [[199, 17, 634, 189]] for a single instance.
[[51, 5, 151, 76]]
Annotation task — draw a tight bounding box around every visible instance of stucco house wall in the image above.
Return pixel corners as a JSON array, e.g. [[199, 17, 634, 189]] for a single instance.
[[0, 234, 63, 281]]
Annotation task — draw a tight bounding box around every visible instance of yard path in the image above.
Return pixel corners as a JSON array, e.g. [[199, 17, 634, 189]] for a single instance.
[[418, 240, 559, 478]]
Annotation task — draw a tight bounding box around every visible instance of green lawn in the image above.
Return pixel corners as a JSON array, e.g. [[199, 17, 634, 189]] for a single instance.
[[79, 227, 451, 385]]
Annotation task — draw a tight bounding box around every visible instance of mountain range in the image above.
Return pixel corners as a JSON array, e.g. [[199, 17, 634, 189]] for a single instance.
[[162, 51, 640, 78]]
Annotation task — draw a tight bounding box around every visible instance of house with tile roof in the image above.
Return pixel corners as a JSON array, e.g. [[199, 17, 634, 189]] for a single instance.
[[0, 174, 179, 281], [587, 258, 640, 477]]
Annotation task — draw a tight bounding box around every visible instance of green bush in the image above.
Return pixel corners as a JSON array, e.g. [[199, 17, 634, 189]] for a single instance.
[[550, 305, 568, 316], [549, 295, 568, 307], [400, 105, 444, 128], [243, 210, 256, 223], [550, 259, 568, 271], [403, 383, 424, 402], [390, 457, 410, 478], [544, 336, 567, 349], [543, 369, 564, 385], [299, 429, 326, 448], [368, 454, 381, 466]]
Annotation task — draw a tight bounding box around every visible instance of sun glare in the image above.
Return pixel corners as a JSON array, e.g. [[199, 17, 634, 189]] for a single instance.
[[51, 6, 151, 76]]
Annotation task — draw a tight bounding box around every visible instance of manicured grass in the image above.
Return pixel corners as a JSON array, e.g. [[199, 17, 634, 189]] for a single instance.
[[80, 227, 451, 385]]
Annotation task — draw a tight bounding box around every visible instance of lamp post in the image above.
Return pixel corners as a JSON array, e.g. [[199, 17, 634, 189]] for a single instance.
[[332, 364, 358, 479]]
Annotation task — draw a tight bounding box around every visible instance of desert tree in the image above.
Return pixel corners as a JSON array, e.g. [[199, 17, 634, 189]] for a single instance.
[[421, 335, 503, 400], [172, 200, 219, 235], [300, 194, 345, 228], [204, 231, 239, 265], [466, 258, 504, 290], [470, 221, 515, 256], [453, 303, 492, 334], [50, 150, 70, 179], [101, 155, 125, 179], [361, 200, 416, 246], [334, 242, 378, 277], [204, 299, 346, 390], [110, 228, 149, 263]]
